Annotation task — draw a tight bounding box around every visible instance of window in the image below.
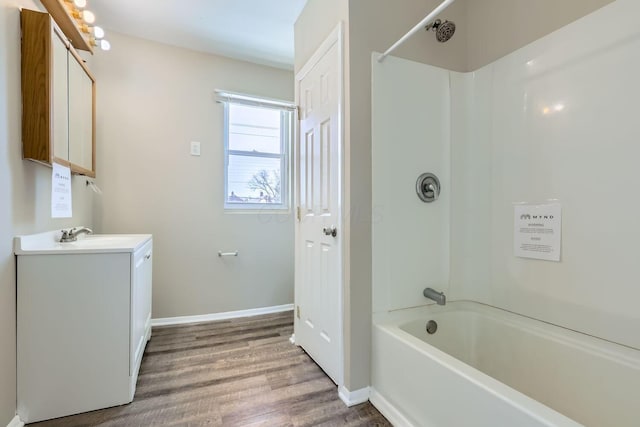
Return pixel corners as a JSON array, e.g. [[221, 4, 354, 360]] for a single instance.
[[220, 92, 293, 210]]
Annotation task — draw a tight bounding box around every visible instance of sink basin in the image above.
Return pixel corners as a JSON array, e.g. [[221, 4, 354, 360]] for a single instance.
[[67, 235, 138, 245], [15, 229, 152, 255]]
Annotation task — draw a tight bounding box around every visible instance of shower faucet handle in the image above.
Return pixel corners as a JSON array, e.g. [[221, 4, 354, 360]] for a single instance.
[[427, 183, 438, 201], [416, 173, 441, 203]]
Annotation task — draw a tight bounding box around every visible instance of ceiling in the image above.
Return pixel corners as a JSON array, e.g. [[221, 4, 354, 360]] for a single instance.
[[89, 0, 308, 69]]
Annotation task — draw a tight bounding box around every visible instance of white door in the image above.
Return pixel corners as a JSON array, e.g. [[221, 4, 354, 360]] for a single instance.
[[294, 26, 343, 385]]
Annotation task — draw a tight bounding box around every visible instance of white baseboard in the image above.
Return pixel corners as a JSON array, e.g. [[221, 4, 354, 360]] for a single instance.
[[7, 415, 24, 427], [338, 385, 370, 407], [151, 304, 294, 327], [369, 388, 415, 427]]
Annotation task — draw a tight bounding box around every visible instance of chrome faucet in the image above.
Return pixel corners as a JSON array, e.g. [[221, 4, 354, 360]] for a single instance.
[[60, 227, 93, 242], [423, 287, 446, 305]]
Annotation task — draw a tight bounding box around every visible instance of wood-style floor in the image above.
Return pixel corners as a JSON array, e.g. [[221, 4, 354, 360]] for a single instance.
[[29, 311, 390, 427]]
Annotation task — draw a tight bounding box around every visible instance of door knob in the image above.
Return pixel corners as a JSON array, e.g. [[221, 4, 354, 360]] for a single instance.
[[323, 226, 337, 237]]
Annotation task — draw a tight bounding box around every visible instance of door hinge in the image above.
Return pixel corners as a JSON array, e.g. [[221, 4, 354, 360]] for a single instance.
[[296, 305, 301, 319], [296, 106, 302, 120], [296, 206, 301, 221]]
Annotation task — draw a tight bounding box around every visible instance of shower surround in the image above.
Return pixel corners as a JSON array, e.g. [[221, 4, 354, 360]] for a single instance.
[[371, 0, 640, 425]]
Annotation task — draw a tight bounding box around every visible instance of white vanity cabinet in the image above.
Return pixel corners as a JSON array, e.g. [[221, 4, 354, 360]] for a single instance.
[[15, 233, 152, 423], [131, 239, 153, 376]]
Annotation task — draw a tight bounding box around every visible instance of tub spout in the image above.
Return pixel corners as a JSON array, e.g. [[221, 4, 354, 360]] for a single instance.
[[423, 287, 446, 305]]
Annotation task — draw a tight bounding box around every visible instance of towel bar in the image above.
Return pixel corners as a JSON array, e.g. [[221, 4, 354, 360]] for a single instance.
[[218, 251, 239, 257]]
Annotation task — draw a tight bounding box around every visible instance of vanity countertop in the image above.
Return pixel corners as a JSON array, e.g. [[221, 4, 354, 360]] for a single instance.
[[14, 229, 152, 255]]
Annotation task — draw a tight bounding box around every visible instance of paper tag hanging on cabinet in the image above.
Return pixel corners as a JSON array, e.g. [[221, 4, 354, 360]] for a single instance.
[[51, 162, 72, 218], [514, 203, 561, 261]]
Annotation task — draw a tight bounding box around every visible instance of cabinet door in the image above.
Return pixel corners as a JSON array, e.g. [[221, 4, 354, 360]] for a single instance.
[[68, 49, 94, 174], [21, 9, 70, 164], [52, 28, 69, 162], [131, 241, 153, 375], [21, 10, 97, 175]]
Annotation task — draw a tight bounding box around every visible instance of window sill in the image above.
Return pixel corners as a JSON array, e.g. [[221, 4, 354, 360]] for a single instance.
[[224, 204, 291, 214]]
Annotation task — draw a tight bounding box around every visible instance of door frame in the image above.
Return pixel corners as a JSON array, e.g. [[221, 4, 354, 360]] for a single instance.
[[293, 22, 345, 387]]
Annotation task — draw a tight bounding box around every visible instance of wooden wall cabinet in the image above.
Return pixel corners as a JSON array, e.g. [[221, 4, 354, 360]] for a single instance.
[[21, 9, 96, 177]]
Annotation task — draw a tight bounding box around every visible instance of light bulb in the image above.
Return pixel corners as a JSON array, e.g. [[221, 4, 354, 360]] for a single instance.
[[82, 10, 95, 24], [93, 26, 104, 39], [100, 39, 111, 51], [74, 0, 86, 8]]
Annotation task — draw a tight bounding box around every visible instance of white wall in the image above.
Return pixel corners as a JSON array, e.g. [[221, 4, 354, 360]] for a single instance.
[[451, 0, 640, 349], [372, 55, 451, 313], [91, 32, 295, 318], [0, 1, 95, 424]]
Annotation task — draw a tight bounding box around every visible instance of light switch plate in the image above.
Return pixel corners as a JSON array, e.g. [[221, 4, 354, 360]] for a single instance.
[[190, 141, 201, 156]]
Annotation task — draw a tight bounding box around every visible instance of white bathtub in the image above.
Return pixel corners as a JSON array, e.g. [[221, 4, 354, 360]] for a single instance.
[[371, 301, 640, 427]]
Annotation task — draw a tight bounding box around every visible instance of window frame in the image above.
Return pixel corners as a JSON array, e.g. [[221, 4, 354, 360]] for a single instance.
[[221, 95, 293, 212]]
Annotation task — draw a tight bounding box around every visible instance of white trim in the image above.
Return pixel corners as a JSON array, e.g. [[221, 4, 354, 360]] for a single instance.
[[369, 388, 417, 427], [6, 415, 24, 427], [295, 23, 343, 81], [336, 19, 347, 395], [215, 89, 295, 111], [151, 304, 294, 327], [338, 386, 370, 407]]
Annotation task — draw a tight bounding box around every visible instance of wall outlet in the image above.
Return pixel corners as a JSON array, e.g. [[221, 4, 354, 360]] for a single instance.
[[190, 141, 201, 156]]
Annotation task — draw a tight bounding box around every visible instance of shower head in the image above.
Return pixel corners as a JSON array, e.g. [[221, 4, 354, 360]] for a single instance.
[[425, 19, 456, 43]]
